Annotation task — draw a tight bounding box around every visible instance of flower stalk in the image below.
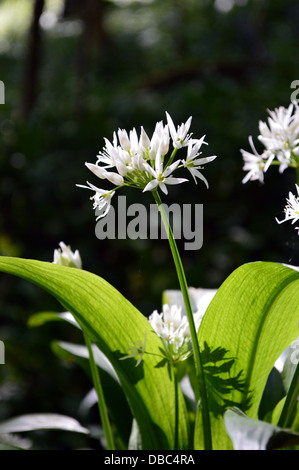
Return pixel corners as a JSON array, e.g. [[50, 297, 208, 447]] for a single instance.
[[82, 329, 115, 450], [152, 190, 212, 450]]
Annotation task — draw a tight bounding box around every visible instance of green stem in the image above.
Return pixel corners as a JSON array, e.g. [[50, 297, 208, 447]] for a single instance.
[[172, 364, 179, 450], [278, 361, 299, 429], [82, 328, 115, 450], [164, 148, 178, 170], [152, 190, 212, 450]]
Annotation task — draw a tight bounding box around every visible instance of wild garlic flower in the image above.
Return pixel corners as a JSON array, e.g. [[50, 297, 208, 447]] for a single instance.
[[276, 184, 299, 228], [241, 136, 274, 184], [76, 181, 115, 220], [183, 137, 217, 187], [166, 112, 193, 149], [53, 242, 82, 269], [241, 103, 299, 183], [142, 150, 188, 195], [77, 112, 216, 218], [148, 304, 203, 363]]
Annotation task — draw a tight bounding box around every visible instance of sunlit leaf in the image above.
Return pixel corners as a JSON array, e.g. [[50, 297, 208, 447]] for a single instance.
[[0, 414, 89, 434], [195, 261, 299, 449]]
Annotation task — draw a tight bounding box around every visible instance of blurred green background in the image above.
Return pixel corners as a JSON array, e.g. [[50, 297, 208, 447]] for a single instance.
[[0, 0, 298, 449]]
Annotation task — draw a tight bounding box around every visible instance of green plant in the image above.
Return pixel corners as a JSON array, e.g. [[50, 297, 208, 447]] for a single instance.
[[0, 108, 299, 450]]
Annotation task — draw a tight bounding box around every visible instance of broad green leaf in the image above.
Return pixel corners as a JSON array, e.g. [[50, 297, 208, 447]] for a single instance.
[[0, 414, 89, 434], [0, 257, 191, 450], [195, 262, 299, 449], [224, 407, 299, 450], [28, 310, 79, 328]]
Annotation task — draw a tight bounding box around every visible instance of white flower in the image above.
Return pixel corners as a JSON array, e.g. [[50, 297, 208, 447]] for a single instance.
[[276, 184, 299, 227], [53, 242, 82, 269], [85, 163, 124, 186], [149, 121, 170, 160], [241, 104, 299, 183], [148, 303, 203, 362], [78, 112, 216, 218], [258, 104, 299, 173], [149, 304, 187, 350], [258, 104, 299, 155], [166, 111, 193, 149], [143, 150, 187, 195], [182, 137, 217, 187], [241, 136, 274, 184], [76, 181, 115, 219]]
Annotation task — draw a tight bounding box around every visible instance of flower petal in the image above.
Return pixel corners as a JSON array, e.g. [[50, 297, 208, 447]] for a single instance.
[[143, 179, 159, 192]]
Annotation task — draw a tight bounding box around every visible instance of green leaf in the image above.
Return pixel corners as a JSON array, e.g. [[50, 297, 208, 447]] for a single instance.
[[195, 261, 299, 449], [28, 310, 79, 328], [52, 340, 119, 383], [0, 414, 89, 434], [0, 257, 191, 450], [224, 407, 299, 450]]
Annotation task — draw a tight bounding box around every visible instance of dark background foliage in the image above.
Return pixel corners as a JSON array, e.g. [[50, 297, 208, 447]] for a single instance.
[[0, 0, 298, 449]]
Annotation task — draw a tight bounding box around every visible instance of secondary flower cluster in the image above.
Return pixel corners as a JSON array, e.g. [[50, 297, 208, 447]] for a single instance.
[[78, 112, 216, 219], [148, 304, 203, 363], [241, 103, 299, 184], [276, 184, 299, 230], [53, 241, 82, 269]]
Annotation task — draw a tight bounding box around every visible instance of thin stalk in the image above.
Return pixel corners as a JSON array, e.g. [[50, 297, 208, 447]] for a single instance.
[[152, 190, 212, 450], [278, 361, 299, 428], [164, 148, 178, 170], [82, 329, 115, 450], [172, 364, 179, 450]]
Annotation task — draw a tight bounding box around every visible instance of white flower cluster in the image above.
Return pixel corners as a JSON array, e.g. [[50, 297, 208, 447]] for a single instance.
[[53, 241, 82, 269], [148, 304, 203, 362], [276, 184, 299, 229], [77, 112, 216, 219], [241, 103, 299, 184]]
